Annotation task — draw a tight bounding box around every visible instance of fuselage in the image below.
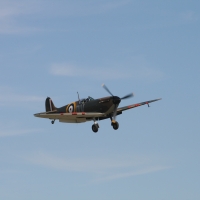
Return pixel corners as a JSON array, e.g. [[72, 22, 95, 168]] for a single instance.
[[56, 96, 121, 115]]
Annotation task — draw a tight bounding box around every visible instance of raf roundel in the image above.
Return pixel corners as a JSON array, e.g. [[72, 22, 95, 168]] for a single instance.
[[68, 104, 74, 113]]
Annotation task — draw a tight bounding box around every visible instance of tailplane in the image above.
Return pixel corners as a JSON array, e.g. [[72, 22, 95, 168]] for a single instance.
[[45, 97, 57, 112]]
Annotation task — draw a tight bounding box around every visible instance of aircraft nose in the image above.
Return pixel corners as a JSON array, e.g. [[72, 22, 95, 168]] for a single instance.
[[113, 96, 121, 104]]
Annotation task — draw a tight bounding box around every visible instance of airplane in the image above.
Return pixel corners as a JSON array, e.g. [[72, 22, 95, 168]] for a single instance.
[[34, 84, 161, 132]]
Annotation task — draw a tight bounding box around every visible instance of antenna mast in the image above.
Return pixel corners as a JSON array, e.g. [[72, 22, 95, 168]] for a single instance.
[[77, 92, 81, 104]]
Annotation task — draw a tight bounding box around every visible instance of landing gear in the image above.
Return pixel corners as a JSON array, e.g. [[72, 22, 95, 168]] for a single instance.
[[92, 118, 99, 133], [111, 121, 119, 130], [51, 120, 55, 124], [109, 114, 119, 130], [92, 124, 99, 133]]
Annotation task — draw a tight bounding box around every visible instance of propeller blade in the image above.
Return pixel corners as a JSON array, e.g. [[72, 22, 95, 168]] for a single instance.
[[121, 93, 134, 100], [102, 84, 114, 96]]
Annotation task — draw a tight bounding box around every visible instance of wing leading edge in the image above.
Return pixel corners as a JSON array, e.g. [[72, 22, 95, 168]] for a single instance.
[[117, 98, 162, 113]]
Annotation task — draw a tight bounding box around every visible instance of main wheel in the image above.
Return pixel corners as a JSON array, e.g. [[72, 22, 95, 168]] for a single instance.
[[51, 120, 54, 124], [112, 122, 119, 130], [92, 124, 98, 133]]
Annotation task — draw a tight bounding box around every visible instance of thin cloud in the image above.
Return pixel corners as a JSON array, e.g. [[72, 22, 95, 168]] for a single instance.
[[0, 0, 130, 34], [32, 0, 131, 17], [0, 129, 42, 137], [0, 87, 44, 106], [0, 94, 44, 104], [0, 1, 41, 34], [26, 153, 143, 173], [58, 0, 131, 16], [50, 63, 164, 81], [26, 152, 171, 182], [180, 11, 198, 22], [95, 166, 171, 182], [50, 63, 131, 80]]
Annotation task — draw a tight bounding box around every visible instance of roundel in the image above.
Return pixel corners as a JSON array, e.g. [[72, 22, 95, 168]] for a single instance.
[[68, 104, 74, 113]]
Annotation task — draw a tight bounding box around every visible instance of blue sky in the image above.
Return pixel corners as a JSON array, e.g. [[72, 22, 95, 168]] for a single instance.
[[0, 0, 200, 199]]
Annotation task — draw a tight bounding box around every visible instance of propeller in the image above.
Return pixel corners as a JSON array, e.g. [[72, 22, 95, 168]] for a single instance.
[[102, 84, 134, 121]]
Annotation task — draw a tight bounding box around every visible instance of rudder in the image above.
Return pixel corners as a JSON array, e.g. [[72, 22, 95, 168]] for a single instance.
[[45, 97, 57, 112]]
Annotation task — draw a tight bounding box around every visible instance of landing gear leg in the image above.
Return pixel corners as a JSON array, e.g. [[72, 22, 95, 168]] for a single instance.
[[51, 119, 55, 124]]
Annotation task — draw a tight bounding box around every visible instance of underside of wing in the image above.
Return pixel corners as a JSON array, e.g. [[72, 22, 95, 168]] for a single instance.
[[34, 112, 105, 123], [117, 98, 162, 113]]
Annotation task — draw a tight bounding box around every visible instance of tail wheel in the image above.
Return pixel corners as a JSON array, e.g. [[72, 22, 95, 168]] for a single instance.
[[92, 124, 98, 133], [112, 121, 119, 130]]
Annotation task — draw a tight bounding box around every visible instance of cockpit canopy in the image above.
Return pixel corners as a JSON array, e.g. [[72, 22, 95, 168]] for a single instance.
[[80, 96, 94, 103]]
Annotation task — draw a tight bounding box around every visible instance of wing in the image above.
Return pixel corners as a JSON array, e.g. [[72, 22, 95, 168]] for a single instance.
[[34, 112, 105, 123], [117, 98, 162, 113]]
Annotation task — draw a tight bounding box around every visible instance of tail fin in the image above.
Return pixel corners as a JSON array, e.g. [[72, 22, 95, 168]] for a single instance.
[[45, 97, 57, 112]]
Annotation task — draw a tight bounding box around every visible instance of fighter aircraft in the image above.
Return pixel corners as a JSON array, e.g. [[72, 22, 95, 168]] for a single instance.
[[34, 84, 161, 132]]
